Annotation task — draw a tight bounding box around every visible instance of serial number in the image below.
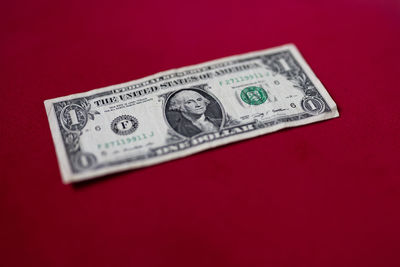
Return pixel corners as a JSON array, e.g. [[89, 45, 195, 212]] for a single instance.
[[97, 131, 154, 150], [218, 72, 268, 86]]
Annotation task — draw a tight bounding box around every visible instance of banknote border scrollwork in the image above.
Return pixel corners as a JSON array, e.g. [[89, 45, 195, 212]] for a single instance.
[[53, 49, 334, 174]]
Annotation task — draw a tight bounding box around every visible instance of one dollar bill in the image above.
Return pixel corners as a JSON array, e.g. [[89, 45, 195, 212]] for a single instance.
[[45, 44, 339, 183]]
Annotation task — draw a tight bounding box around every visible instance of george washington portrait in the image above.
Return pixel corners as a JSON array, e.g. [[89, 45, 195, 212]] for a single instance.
[[165, 88, 223, 138]]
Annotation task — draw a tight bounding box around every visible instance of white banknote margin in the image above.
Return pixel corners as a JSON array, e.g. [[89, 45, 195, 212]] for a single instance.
[[44, 44, 339, 183]]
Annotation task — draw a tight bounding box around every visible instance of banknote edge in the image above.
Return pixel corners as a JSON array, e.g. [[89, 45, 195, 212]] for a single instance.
[[44, 100, 72, 182], [43, 43, 340, 183]]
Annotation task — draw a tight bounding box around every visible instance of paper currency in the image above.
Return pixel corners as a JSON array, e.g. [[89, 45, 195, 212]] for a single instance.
[[44, 44, 339, 183]]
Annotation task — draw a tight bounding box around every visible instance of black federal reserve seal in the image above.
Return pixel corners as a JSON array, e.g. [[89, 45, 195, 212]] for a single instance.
[[111, 115, 139, 135]]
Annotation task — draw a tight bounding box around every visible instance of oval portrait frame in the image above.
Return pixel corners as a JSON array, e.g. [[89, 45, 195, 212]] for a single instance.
[[163, 87, 226, 139]]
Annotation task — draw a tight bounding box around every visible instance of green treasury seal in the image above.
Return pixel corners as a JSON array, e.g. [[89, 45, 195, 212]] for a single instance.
[[240, 86, 268, 105]]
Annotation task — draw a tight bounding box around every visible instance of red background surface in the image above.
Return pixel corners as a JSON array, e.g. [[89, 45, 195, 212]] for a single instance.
[[1, 0, 399, 266]]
